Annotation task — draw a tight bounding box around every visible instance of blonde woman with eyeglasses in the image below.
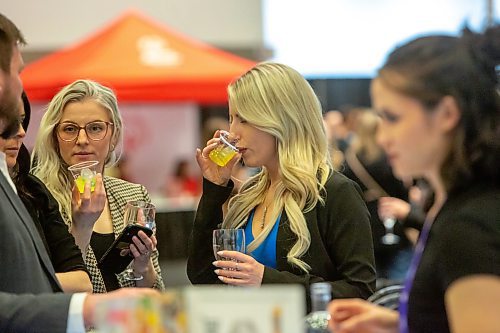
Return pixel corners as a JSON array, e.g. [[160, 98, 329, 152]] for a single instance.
[[32, 79, 164, 293]]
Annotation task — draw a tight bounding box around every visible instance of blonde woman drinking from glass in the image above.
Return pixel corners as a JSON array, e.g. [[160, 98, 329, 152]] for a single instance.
[[187, 62, 376, 309]]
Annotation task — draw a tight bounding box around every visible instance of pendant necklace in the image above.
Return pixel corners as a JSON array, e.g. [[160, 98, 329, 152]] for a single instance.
[[260, 205, 268, 230], [260, 183, 278, 230]]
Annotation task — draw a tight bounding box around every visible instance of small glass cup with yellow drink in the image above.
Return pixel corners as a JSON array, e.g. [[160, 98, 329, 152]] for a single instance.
[[68, 160, 99, 193], [209, 130, 239, 166]]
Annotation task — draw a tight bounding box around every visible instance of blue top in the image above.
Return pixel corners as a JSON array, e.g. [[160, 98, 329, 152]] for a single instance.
[[244, 209, 280, 269]]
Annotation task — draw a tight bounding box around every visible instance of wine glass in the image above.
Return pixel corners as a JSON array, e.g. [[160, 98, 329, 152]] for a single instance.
[[122, 200, 156, 281], [212, 229, 245, 269], [381, 216, 400, 245]]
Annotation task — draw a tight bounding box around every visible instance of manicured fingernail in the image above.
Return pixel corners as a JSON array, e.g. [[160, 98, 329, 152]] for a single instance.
[[214, 269, 219, 274], [217, 251, 224, 255], [218, 276, 224, 282], [212, 261, 218, 266]]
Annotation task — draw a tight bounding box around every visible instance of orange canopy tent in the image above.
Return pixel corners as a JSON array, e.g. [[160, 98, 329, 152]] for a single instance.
[[21, 10, 256, 103]]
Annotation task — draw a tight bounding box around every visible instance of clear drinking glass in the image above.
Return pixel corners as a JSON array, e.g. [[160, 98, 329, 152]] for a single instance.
[[381, 216, 400, 245], [212, 229, 246, 265], [68, 160, 99, 193], [122, 200, 156, 281], [208, 131, 239, 167]]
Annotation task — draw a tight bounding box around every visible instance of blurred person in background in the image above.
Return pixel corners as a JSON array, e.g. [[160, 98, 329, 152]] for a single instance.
[[3, 92, 91, 292], [323, 110, 346, 170], [165, 158, 201, 198], [104, 154, 134, 183], [32, 79, 164, 293], [378, 179, 429, 237], [202, 115, 229, 146], [188, 62, 376, 308], [342, 109, 414, 283], [328, 26, 500, 333]]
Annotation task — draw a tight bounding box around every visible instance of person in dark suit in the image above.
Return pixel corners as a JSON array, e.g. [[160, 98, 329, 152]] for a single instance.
[[1, 92, 92, 293], [188, 62, 375, 307], [0, 12, 158, 332], [341, 109, 414, 282]]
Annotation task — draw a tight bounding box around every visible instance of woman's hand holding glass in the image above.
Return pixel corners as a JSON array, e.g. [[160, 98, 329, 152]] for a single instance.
[[327, 299, 399, 333], [129, 227, 157, 275], [196, 130, 241, 186], [212, 228, 263, 286], [122, 201, 157, 282], [213, 251, 265, 287], [71, 172, 106, 230], [378, 197, 411, 222]]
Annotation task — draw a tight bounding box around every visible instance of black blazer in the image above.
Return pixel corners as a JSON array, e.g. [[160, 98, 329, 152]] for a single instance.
[[187, 170, 376, 308], [21, 174, 88, 275], [0, 172, 72, 332]]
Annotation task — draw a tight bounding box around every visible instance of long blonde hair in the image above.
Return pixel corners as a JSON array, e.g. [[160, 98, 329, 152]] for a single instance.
[[223, 62, 331, 272], [31, 79, 123, 224]]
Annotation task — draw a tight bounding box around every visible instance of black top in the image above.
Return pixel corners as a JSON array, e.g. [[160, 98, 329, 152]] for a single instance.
[[20, 174, 89, 275], [187, 170, 376, 311], [90, 232, 120, 291], [408, 184, 500, 332]]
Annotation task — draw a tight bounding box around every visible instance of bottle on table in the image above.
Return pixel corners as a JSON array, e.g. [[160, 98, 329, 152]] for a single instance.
[[305, 282, 332, 333]]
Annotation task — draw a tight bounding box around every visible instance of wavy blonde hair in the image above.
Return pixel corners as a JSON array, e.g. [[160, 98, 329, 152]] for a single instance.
[[31, 79, 123, 224], [223, 62, 331, 272]]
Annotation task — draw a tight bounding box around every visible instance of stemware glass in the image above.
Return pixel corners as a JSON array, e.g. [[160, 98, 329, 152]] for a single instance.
[[122, 200, 156, 281], [381, 216, 400, 245], [212, 229, 245, 267]]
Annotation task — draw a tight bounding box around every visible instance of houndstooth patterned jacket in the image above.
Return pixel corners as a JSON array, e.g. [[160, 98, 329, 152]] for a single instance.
[[62, 176, 165, 293]]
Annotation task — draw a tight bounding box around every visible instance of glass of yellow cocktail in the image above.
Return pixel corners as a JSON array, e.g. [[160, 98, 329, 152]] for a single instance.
[[209, 131, 239, 166], [68, 160, 99, 193]]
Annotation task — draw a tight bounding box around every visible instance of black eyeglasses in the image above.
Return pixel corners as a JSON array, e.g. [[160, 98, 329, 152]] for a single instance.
[[56, 121, 114, 142]]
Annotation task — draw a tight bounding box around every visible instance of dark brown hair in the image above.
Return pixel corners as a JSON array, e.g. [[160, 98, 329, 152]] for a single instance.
[[377, 26, 500, 192], [0, 13, 25, 73], [12, 92, 34, 201]]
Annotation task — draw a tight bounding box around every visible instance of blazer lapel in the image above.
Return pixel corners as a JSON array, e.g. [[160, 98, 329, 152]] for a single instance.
[[0, 173, 62, 290], [104, 176, 125, 234], [275, 212, 297, 270]]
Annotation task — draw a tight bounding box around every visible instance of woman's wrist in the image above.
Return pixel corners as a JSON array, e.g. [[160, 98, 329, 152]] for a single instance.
[[70, 225, 93, 256], [134, 261, 158, 288], [70, 217, 95, 236], [133, 259, 154, 275], [207, 176, 229, 187], [204, 176, 233, 189]]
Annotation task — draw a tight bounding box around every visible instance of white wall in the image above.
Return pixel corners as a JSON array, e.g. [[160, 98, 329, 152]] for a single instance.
[[2, 0, 263, 50], [264, 0, 495, 77]]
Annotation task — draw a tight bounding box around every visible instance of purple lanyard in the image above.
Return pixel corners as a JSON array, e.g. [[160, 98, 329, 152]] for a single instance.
[[399, 216, 434, 333]]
